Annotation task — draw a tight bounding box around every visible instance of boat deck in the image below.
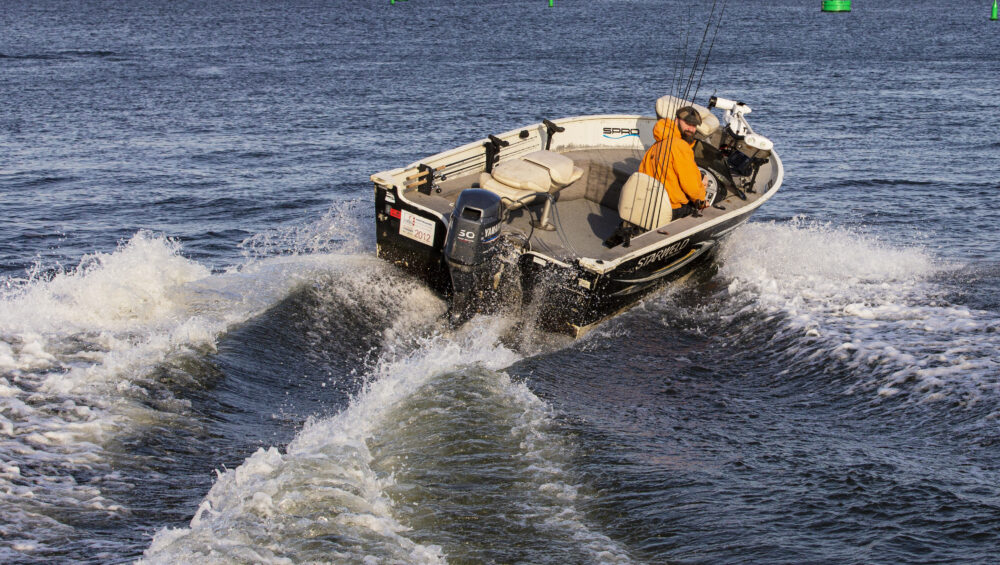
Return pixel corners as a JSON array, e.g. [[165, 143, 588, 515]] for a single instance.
[[406, 146, 773, 264]]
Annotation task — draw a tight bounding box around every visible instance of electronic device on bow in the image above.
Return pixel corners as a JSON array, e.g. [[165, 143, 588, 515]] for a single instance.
[[710, 96, 774, 190]]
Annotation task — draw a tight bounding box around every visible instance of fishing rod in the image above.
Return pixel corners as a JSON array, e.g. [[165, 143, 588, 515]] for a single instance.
[[608, 1, 731, 245], [692, 0, 729, 104], [650, 0, 728, 227], [680, 0, 722, 103]]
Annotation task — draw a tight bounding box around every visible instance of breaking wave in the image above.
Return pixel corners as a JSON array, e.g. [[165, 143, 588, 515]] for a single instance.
[[0, 200, 393, 561], [718, 218, 999, 408], [141, 314, 632, 564]]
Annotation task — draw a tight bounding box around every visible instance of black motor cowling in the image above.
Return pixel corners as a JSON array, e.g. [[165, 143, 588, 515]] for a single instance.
[[444, 189, 505, 324]]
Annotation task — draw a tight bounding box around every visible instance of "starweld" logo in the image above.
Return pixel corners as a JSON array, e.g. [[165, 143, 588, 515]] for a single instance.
[[633, 238, 690, 270]]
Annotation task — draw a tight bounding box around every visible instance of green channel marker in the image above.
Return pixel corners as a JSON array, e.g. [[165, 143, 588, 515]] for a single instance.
[[993, 0, 998, 20], [821, 0, 852, 12]]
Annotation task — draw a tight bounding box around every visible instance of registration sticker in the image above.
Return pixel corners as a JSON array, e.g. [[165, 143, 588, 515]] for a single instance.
[[399, 210, 436, 246]]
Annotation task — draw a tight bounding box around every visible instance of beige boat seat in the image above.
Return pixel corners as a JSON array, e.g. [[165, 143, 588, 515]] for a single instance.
[[479, 150, 584, 207], [655, 95, 720, 138], [618, 172, 674, 231]]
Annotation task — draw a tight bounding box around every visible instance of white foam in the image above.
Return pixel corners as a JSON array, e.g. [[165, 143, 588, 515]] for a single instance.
[[2, 197, 634, 561], [143, 316, 633, 563], [237, 198, 372, 265], [190, 66, 225, 78], [719, 218, 1000, 404], [139, 327, 505, 563], [0, 223, 426, 558], [502, 375, 633, 563]]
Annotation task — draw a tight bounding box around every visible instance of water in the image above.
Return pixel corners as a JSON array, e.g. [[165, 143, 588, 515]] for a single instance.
[[2, 0, 999, 563]]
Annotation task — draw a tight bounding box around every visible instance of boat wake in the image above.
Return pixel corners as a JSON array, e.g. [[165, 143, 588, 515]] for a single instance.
[[9, 203, 996, 563], [141, 316, 632, 564], [1, 232, 227, 559], [0, 201, 438, 561], [1, 198, 632, 562], [716, 218, 999, 412]]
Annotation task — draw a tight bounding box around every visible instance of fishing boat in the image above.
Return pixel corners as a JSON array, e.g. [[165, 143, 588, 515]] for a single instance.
[[370, 95, 783, 336]]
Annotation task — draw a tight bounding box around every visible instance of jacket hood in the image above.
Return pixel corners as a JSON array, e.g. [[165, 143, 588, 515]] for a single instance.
[[652, 118, 679, 143]]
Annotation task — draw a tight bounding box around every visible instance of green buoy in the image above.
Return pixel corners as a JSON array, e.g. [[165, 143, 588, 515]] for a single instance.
[[822, 0, 852, 12], [993, 0, 998, 20]]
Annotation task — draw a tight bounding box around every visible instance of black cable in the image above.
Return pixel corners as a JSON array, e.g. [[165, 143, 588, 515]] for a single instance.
[[693, 0, 729, 104], [681, 0, 720, 103]]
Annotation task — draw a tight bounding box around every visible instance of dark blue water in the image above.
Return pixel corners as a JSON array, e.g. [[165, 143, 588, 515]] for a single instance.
[[2, 1, 1000, 563]]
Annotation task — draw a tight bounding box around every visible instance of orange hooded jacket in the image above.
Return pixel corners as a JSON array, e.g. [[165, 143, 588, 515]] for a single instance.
[[638, 118, 705, 209]]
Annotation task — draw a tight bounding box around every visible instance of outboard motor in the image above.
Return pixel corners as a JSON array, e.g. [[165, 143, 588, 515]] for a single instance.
[[443, 189, 505, 324]]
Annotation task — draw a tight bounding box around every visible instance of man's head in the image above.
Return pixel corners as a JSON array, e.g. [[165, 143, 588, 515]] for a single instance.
[[675, 106, 702, 143]]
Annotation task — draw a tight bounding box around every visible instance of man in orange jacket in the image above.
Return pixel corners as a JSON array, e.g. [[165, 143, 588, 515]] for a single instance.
[[638, 106, 708, 220]]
